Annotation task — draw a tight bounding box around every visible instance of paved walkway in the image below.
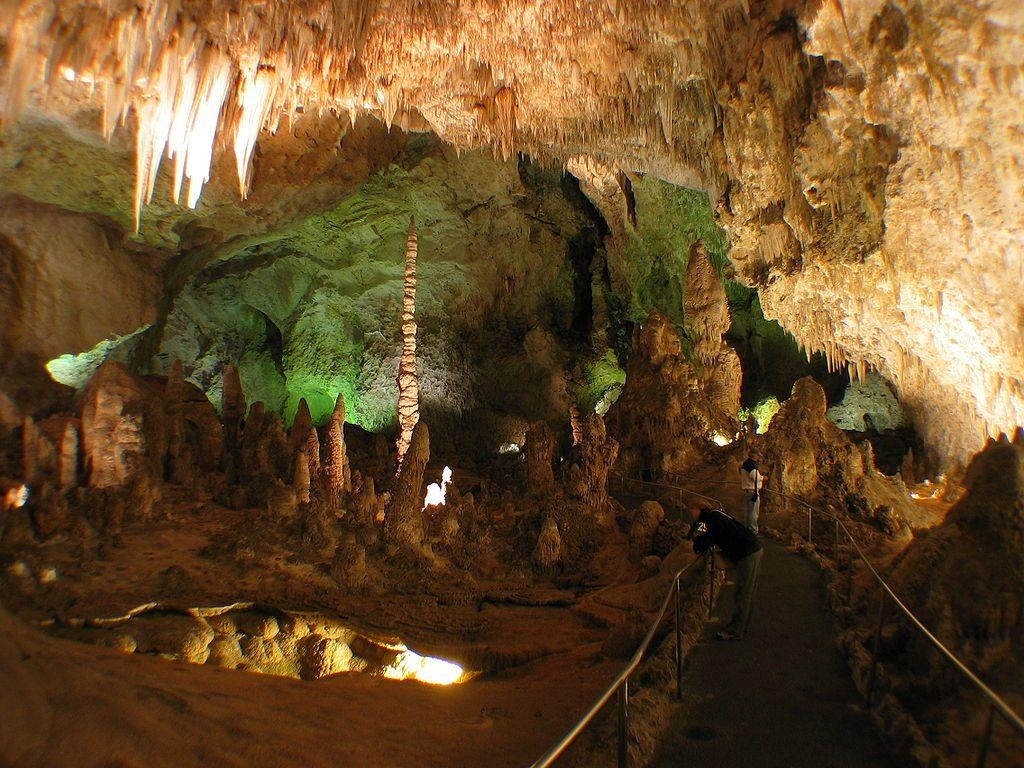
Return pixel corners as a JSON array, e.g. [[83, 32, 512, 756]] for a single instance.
[[650, 539, 900, 768]]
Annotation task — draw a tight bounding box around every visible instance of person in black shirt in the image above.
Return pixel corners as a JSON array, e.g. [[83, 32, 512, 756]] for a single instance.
[[684, 505, 764, 641]]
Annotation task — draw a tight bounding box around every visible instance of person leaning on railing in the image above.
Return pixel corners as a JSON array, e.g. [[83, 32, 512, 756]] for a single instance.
[[684, 505, 764, 641]]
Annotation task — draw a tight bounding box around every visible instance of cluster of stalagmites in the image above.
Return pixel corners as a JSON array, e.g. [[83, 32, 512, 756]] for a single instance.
[[0, 359, 652, 597], [608, 306, 740, 476]]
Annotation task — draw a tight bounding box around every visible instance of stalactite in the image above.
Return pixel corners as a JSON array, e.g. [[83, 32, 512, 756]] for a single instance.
[[395, 216, 420, 470]]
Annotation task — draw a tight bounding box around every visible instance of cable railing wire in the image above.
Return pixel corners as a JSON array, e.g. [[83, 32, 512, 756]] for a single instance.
[[610, 468, 1024, 766]]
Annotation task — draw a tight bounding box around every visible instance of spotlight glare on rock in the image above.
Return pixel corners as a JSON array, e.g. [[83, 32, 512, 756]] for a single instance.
[[3, 484, 29, 510], [422, 466, 453, 510], [382, 645, 467, 686], [711, 431, 733, 446]]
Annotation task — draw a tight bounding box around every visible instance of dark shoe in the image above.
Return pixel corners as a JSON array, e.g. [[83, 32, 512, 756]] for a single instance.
[[716, 630, 741, 641]]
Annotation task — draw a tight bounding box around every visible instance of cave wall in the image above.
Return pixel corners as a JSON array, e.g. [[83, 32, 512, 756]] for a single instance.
[[718, 1, 1024, 467], [0, 198, 163, 363], [156, 140, 608, 457]]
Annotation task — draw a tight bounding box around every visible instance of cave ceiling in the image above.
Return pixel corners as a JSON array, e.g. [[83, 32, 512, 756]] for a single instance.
[[1, 0, 1023, 468]]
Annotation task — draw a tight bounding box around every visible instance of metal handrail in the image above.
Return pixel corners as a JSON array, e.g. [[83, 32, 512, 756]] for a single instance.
[[529, 553, 713, 768], [612, 468, 1024, 765]]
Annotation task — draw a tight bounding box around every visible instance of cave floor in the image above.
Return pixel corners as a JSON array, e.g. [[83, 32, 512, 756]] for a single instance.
[[0, 483, 653, 767], [0, 599, 626, 768]]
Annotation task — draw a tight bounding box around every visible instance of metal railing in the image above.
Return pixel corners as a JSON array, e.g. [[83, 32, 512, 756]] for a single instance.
[[610, 469, 1024, 768], [528, 549, 717, 768]]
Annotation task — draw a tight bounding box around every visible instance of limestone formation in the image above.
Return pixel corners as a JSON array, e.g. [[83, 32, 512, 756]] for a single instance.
[[350, 471, 381, 531], [240, 405, 290, 486], [683, 241, 742, 423], [301, 635, 355, 680], [206, 635, 244, 668], [885, 435, 1024, 677], [532, 516, 562, 575], [305, 428, 322, 489], [331, 531, 369, 590], [761, 377, 914, 536], [522, 422, 556, 493], [131, 615, 216, 665], [298, 499, 336, 552], [395, 217, 420, 470], [683, 241, 729, 365], [383, 421, 429, 556], [290, 398, 312, 454], [294, 450, 311, 504], [607, 310, 729, 476], [79, 361, 166, 488], [322, 394, 351, 501], [564, 413, 618, 513], [628, 501, 665, 563], [221, 365, 246, 450], [165, 362, 224, 486], [22, 415, 79, 490]]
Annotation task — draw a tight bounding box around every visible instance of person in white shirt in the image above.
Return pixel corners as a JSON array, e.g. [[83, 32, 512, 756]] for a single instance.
[[739, 451, 765, 534]]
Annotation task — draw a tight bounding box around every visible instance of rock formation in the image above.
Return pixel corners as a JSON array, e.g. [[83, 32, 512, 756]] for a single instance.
[[607, 310, 735, 476], [532, 516, 562, 575], [522, 421, 556, 493], [290, 398, 312, 455], [165, 361, 224, 486], [761, 377, 913, 537], [628, 501, 665, 563], [322, 394, 351, 502], [383, 421, 429, 558], [396, 217, 420, 470], [294, 451, 311, 505], [886, 434, 1024, 676], [80, 361, 166, 489], [0, 4, 1022, 764], [564, 413, 619, 513]]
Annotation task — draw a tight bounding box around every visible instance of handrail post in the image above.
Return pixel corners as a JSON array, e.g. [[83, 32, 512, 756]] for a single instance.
[[865, 588, 888, 706], [618, 680, 629, 768], [975, 703, 996, 768], [674, 574, 683, 701]]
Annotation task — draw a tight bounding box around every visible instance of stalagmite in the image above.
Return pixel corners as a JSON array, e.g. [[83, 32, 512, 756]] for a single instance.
[[395, 216, 420, 470], [322, 393, 351, 500], [58, 420, 79, 489], [305, 428, 322, 487], [531, 517, 562, 574], [221, 365, 246, 449], [383, 421, 429, 556], [523, 422, 556, 493], [291, 398, 312, 454], [294, 450, 311, 504]]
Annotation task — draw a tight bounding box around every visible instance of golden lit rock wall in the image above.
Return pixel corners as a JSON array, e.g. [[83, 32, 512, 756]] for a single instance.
[[751, 1, 1024, 466]]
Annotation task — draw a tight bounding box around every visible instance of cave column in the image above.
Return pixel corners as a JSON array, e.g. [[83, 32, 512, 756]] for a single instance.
[[396, 216, 420, 470]]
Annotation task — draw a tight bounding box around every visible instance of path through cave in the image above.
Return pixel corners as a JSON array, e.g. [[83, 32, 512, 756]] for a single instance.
[[652, 539, 898, 768]]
